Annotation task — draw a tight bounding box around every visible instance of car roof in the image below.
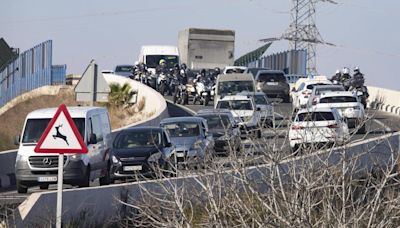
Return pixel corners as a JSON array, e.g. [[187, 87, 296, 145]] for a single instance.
[[120, 126, 162, 133], [217, 73, 254, 82], [304, 80, 332, 85], [26, 106, 105, 119], [256, 69, 285, 75], [197, 109, 232, 114], [219, 95, 252, 101], [319, 91, 355, 98], [313, 84, 344, 90], [237, 91, 266, 96], [297, 106, 334, 114], [160, 116, 205, 124]]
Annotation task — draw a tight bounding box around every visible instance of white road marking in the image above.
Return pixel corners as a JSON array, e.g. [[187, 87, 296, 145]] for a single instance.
[[373, 119, 392, 132]]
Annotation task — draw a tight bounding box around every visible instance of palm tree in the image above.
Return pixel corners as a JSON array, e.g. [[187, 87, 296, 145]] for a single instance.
[[108, 83, 136, 107]]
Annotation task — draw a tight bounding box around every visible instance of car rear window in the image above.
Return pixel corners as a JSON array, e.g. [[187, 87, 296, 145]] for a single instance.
[[257, 73, 286, 83], [320, 96, 357, 103], [306, 83, 330, 90], [296, 112, 335, 121], [315, 87, 344, 95], [115, 130, 162, 149]]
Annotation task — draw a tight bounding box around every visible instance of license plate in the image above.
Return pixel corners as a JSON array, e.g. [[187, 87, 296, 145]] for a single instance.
[[38, 176, 57, 182], [123, 165, 142, 171], [176, 153, 185, 157], [202, 92, 208, 96], [267, 82, 278, 86]]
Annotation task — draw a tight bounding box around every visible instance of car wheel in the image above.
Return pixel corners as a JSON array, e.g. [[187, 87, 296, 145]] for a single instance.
[[257, 129, 262, 138], [39, 184, 49, 190], [79, 166, 90, 188], [292, 144, 301, 156], [17, 181, 28, 194], [99, 163, 111, 186], [358, 123, 366, 134]]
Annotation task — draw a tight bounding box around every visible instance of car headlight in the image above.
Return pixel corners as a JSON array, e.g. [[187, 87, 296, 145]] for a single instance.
[[111, 155, 119, 164], [70, 154, 82, 161], [242, 116, 253, 122], [191, 141, 202, 150], [16, 154, 28, 162], [148, 152, 162, 162]]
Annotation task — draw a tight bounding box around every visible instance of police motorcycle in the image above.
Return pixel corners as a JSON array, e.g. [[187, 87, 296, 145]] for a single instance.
[[193, 77, 213, 106]]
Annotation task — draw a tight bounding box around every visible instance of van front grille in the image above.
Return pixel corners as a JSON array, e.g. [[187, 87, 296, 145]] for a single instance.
[[29, 156, 67, 168]]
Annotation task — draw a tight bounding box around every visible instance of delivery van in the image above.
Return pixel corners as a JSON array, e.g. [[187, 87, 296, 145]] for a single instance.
[[15, 106, 111, 193]]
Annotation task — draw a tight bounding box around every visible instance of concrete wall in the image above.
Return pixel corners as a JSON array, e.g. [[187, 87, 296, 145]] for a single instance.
[[367, 86, 400, 115], [0, 149, 17, 188], [14, 132, 400, 226]]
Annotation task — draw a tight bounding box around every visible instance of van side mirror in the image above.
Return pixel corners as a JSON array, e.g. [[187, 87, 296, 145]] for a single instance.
[[89, 133, 97, 145], [256, 107, 261, 111], [14, 135, 20, 146]]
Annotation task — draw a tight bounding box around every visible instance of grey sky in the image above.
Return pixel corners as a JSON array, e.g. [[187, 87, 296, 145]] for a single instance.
[[2, 0, 399, 90]]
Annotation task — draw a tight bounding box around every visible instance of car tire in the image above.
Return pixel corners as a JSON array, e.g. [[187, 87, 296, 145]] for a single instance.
[[292, 144, 301, 156], [99, 163, 111, 186], [79, 166, 90, 188], [39, 184, 49, 190], [17, 181, 28, 194], [358, 124, 366, 134], [257, 129, 262, 138]]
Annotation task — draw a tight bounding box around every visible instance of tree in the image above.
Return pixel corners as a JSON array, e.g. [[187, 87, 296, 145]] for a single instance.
[[108, 83, 136, 108]]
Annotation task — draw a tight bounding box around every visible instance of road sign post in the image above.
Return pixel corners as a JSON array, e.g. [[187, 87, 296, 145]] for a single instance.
[[34, 104, 88, 228]]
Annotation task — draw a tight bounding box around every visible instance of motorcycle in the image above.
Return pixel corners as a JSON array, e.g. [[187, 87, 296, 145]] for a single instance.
[[173, 83, 189, 105], [352, 86, 369, 109], [169, 74, 180, 96], [193, 79, 213, 106], [157, 73, 169, 96]]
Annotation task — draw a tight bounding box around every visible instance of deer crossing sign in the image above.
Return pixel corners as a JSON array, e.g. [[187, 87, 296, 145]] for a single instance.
[[34, 104, 88, 154]]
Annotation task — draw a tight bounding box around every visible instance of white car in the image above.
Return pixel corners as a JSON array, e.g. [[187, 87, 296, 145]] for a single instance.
[[292, 79, 332, 111], [238, 91, 273, 127], [289, 107, 349, 152], [215, 95, 262, 138], [314, 91, 366, 133], [306, 84, 345, 108]]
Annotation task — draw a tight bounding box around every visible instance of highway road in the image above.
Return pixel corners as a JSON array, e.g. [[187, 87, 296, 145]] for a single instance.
[[1, 96, 400, 205]]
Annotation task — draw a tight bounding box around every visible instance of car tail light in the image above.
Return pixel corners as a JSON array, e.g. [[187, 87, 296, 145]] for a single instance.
[[327, 124, 339, 129], [292, 125, 304, 130]]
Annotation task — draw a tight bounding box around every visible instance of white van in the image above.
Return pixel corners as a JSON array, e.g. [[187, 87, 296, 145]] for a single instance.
[[138, 45, 179, 74], [15, 106, 111, 193], [214, 73, 256, 108]]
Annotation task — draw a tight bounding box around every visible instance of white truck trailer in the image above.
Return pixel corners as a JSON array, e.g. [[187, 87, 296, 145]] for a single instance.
[[178, 28, 235, 70]]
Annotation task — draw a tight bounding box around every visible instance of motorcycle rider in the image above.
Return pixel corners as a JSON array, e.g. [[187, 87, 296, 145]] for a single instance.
[[210, 67, 220, 82], [331, 69, 341, 84], [156, 59, 168, 75], [352, 66, 365, 88], [340, 67, 352, 90]]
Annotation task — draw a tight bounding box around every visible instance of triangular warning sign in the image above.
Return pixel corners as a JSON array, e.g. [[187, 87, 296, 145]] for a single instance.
[[34, 104, 88, 154]]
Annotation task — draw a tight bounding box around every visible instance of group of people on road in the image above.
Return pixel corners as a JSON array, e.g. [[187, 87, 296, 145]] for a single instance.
[[331, 66, 365, 91]]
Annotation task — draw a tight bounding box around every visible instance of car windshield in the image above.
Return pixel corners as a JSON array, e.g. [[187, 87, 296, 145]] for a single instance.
[[218, 81, 254, 95], [146, 55, 179, 68], [296, 112, 335, 121], [315, 87, 344, 95], [320, 96, 357, 103], [200, 115, 231, 129], [217, 100, 253, 110], [115, 65, 133, 72], [254, 95, 268, 105], [257, 73, 286, 83], [115, 130, 162, 149], [162, 122, 200, 137], [22, 118, 85, 144]]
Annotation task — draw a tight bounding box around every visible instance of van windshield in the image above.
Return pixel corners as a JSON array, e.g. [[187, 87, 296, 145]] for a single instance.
[[22, 118, 85, 144], [146, 55, 179, 69], [218, 81, 254, 95], [217, 100, 253, 110]]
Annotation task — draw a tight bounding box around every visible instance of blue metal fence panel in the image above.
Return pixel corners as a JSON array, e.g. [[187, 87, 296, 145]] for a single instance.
[[0, 40, 65, 108]]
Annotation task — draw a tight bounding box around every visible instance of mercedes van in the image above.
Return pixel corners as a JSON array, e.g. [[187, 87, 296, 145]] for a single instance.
[[15, 106, 111, 193], [138, 45, 179, 74]]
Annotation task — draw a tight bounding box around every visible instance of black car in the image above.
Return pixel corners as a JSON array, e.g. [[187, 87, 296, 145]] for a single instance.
[[106, 127, 175, 182]]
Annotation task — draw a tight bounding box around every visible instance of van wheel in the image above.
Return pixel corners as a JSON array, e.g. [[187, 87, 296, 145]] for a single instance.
[[17, 181, 28, 194], [99, 164, 111, 186], [79, 167, 90, 188], [39, 184, 49, 190]]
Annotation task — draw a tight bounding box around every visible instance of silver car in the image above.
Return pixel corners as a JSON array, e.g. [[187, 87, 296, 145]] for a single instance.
[[160, 117, 215, 167]]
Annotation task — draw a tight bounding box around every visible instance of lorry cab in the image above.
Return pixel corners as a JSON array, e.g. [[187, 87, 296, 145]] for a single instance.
[[15, 106, 111, 193], [138, 45, 179, 74]]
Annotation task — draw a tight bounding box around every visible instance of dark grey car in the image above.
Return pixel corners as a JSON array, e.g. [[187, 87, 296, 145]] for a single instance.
[[255, 70, 290, 102], [114, 65, 134, 78], [196, 109, 241, 155]]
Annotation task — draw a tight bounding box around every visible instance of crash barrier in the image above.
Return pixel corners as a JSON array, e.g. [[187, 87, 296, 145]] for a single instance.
[[14, 132, 400, 226], [368, 86, 400, 115], [103, 74, 169, 129], [0, 75, 168, 189]]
